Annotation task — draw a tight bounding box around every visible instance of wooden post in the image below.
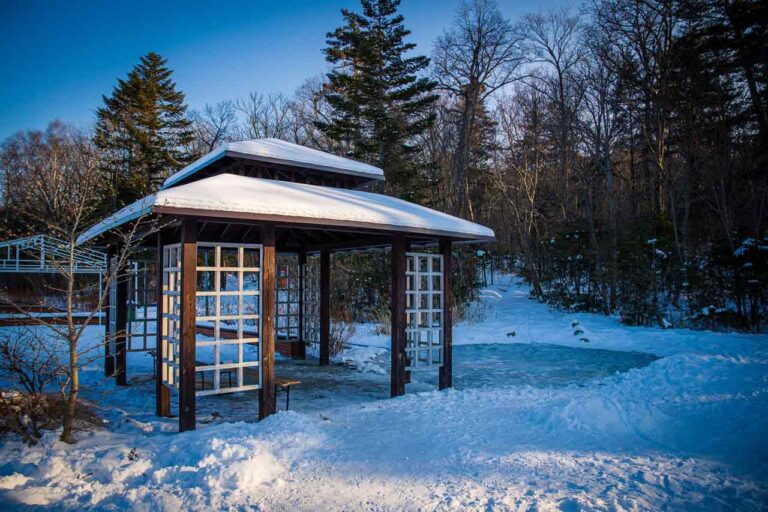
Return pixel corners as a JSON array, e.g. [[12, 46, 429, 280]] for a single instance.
[[179, 219, 197, 432], [259, 224, 277, 419], [156, 231, 170, 417], [439, 239, 453, 390], [104, 246, 114, 378], [319, 249, 330, 366], [115, 253, 128, 386], [390, 235, 407, 397], [296, 251, 307, 359]]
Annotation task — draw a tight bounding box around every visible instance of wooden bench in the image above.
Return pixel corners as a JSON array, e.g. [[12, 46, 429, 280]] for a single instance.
[[195, 362, 235, 391], [275, 378, 301, 411]]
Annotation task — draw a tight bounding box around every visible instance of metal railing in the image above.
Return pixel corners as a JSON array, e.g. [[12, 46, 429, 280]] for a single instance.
[[0, 235, 107, 274]]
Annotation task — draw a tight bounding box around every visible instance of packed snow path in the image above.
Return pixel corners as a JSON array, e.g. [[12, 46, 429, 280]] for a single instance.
[[0, 276, 766, 510]]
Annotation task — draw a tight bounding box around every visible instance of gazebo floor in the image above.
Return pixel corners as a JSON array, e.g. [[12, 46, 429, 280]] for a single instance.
[[193, 357, 435, 422]]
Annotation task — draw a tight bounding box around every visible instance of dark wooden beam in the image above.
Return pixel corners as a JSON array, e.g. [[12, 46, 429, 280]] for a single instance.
[[259, 224, 277, 419], [104, 246, 114, 378], [115, 254, 128, 386], [319, 249, 331, 366], [156, 230, 170, 417], [439, 240, 453, 390], [179, 219, 197, 432], [390, 235, 407, 397], [152, 207, 492, 243]]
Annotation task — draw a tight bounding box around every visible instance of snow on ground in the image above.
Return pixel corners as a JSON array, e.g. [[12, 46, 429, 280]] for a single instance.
[[0, 275, 766, 511]]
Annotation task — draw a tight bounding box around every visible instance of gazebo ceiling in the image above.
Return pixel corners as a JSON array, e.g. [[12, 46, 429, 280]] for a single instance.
[[78, 173, 495, 246]]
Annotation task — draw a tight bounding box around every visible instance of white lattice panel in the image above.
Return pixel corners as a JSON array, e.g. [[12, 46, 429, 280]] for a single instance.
[[161, 244, 182, 390], [127, 260, 157, 352], [405, 252, 444, 370], [194, 243, 262, 396], [302, 255, 320, 346], [276, 254, 301, 341], [107, 257, 117, 359]]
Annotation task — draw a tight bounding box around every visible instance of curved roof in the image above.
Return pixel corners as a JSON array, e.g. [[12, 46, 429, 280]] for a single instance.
[[79, 174, 494, 245], [162, 138, 384, 190]]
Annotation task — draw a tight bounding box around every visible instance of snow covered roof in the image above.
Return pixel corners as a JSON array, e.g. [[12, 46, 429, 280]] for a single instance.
[[162, 138, 384, 190], [78, 174, 494, 244]]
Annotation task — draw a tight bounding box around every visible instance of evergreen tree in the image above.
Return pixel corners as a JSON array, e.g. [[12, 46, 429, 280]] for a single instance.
[[95, 52, 194, 208], [317, 0, 438, 198]]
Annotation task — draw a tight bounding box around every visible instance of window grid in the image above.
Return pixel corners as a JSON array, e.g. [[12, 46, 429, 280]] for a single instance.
[[194, 243, 263, 396], [161, 244, 182, 390], [405, 252, 444, 370], [276, 254, 301, 341], [302, 255, 320, 346], [107, 257, 117, 360], [126, 260, 157, 352]]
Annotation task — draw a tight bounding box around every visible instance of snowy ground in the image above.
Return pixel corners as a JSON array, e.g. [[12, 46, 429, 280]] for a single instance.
[[0, 275, 766, 511]]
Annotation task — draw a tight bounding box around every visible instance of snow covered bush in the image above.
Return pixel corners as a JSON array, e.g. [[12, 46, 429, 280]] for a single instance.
[[329, 313, 355, 357]]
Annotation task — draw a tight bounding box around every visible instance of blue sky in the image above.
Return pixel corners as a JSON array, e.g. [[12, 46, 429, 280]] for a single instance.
[[0, 0, 568, 140]]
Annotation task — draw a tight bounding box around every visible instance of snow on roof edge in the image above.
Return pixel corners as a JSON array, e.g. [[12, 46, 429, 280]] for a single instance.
[[162, 139, 384, 190], [76, 196, 155, 246], [78, 175, 495, 245]]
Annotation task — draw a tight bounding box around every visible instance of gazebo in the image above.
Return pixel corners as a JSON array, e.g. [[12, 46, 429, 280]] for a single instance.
[[79, 139, 494, 432]]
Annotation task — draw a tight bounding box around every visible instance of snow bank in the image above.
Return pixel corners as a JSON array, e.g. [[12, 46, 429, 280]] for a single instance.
[[0, 275, 766, 510]]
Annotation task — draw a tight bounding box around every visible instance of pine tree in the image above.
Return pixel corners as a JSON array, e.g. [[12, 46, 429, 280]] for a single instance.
[[317, 0, 438, 198], [95, 52, 194, 208]]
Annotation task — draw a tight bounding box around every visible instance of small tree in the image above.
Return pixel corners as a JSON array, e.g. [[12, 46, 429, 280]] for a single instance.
[[0, 122, 144, 443]]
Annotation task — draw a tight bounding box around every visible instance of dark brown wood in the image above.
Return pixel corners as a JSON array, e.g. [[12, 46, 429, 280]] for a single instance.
[[296, 251, 307, 359], [114, 255, 128, 386], [439, 240, 453, 390], [319, 249, 330, 366], [390, 235, 407, 397], [155, 231, 170, 417], [104, 246, 114, 378], [179, 219, 197, 432], [152, 205, 494, 242], [259, 224, 277, 419], [167, 153, 382, 190]]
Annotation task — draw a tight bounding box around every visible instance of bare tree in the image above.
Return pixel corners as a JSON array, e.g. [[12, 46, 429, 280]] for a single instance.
[[236, 92, 297, 141], [188, 101, 238, 155], [0, 122, 145, 443], [433, 0, 526, 214], [291, 76, 340, 151], [522, 8, 585, 217]]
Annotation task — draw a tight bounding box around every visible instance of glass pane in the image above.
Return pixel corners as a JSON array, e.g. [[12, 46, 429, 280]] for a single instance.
[[242, 342, 259, 362], [196, 296, 216, 318], [221, 247, 239, 268], [243, 248, 260, 268], [220, 270, 239, 292], [243, 271, 260, 291], [419, 257, 429, 272], [220, 343, 239, 365], [432, 257, 441, 272], [243, 318, 259, 337], [197, 246, 215, 267], [242, 295, 260, 316], [220, 295, 240, 317], [197, 271, 215, 292]]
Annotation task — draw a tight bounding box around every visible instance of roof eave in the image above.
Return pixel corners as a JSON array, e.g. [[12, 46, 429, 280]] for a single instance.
[[151, 205, 494, 242]]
